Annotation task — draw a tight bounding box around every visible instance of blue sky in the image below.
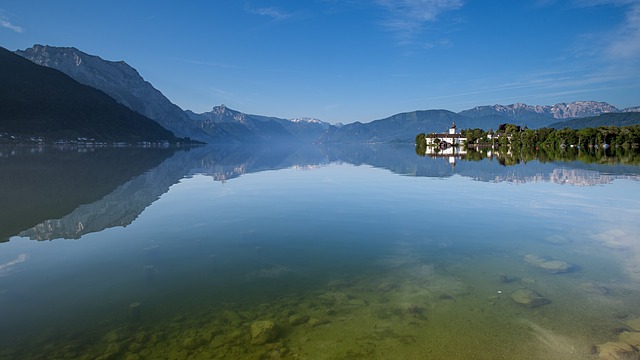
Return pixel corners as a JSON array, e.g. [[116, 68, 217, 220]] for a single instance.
[[1, 0, 639, 123]]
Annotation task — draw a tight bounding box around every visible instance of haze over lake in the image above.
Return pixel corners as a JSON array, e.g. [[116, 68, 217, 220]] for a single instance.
[[1, 144, 640, 360]]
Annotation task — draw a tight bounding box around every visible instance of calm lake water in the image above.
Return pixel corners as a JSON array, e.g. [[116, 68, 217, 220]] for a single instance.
[[1, 144, 640, 360]]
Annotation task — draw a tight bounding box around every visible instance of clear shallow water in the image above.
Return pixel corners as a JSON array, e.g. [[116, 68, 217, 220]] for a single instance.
[[1, 144, 640, 359]]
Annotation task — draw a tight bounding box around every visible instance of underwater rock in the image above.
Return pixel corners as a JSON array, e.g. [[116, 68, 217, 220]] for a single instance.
[[580, 282, 609, 295], [626, 318, 640, 332], [288, 314, 309, 326], [596, 341, 640, 360], [619, 331, 640, 347], [510, 289, 550, 308], [591, 229, 632, 251], [538, 260, 573, 273], [523, 254, 573, 273], [250, 321, 279, 345]]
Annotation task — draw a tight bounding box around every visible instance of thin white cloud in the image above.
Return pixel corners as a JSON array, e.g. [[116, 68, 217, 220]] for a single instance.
[[324, 103, 341, 111], [572, 0, 640, 61], [607, 2, 640, 59], [211, 87, 234, 100], [0, 10, 24, 33], [375, 0, 463, 44], [246, 6, 291, 20]]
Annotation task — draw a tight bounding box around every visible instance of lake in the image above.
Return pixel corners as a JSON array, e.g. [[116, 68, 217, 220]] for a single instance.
[[1, 144, 640, 360]]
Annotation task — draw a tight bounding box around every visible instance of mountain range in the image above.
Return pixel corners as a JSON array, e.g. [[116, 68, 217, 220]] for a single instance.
[[0, 47, 185, 144], [9, 44, 640, 144]]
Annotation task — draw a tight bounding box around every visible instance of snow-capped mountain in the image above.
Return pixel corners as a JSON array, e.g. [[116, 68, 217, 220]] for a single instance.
[[289, 117, 327, 125]]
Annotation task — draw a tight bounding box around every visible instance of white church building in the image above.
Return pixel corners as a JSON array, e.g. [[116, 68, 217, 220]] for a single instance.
[[425, 122, 467, 147]]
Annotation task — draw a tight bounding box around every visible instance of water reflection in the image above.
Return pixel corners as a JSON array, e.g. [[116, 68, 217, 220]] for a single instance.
[[0, 145, 179, 241], [2, 144, 639, 242]]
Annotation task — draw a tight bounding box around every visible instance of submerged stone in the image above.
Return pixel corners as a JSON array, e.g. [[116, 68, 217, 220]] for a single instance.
[[626, 318, 640, 332], [288, 314, 309, 326], [250, 321, 279, 345], [510, 289, 550, 308], [596, 341, 640, 360], [619, 331, 640, 347], [523, 254, 574, 273], [537, 260, 573, 273]]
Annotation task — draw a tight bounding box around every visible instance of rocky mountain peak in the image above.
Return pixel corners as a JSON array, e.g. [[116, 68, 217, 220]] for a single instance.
[[461, 101, 620, 121], [212, 104, 226, 113], [16, 44, 213, 142], [550, 101, 618, 119]]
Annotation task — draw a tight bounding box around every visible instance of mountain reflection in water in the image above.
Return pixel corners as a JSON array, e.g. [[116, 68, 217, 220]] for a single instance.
[[2, 144, 639, 242]]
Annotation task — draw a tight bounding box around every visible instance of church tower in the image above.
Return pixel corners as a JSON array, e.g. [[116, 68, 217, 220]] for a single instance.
[[449, 121, 457, 135]]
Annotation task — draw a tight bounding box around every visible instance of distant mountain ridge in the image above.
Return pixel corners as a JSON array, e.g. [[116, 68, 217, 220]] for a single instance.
[[321, 101, 640, 143], [186, 105, 331, 143], [318, 110, 466, 143], [0, 46, 183, 144], [12, 44, 640, 144]]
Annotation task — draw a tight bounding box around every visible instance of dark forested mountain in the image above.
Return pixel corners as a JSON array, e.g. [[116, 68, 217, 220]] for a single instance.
[[0, 47, 184, 143], [16, 45, 219, 142], [186, 105, 331, 143], [548, 112, 640, 129]]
